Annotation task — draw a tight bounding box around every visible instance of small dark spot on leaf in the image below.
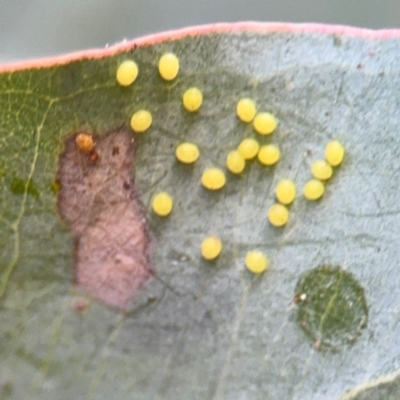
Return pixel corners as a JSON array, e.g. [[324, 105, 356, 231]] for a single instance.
[[204, 310, 212, 320], [112, 146, 120, 156], [73, 298, 89, 313], [51, 179, 61, 194], [88, 150, 99, 164], [333, 36, 342, 47], [1, 380, 12, 397], [292, 293, 307, 304], [10, 177, 40, 198], [294, 265, 368, 350]]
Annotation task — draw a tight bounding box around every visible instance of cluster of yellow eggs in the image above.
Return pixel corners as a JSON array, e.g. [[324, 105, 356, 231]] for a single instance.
[[234, 98, 294, 230], [304, 140, 345, 200], [117, 53, 183, 133], [117, 55, 174, 221], [115, 53, 345, 276], [231, 98, 279, 171]]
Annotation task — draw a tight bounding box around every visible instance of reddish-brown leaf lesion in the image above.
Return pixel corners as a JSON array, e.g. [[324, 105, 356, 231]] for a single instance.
[[57, 126, 153, 310]]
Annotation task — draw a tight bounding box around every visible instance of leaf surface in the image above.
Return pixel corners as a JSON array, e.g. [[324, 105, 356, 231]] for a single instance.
[[1, 23, 400, 400]]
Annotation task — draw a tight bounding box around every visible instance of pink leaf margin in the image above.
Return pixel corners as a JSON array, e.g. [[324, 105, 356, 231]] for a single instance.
[[0, 21, 398, 73]]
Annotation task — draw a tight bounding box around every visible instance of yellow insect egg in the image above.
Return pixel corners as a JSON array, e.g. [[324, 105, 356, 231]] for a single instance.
[[201, 236, 222, 260], [237, 138, 260, 160], [158, 52, 179, 81], [304, 179, 325, 201], [201, 168, 226, 190], [245, 250, 269, 274], [75, 133, 94, 153], [325, 140, 345, 166], [116, 60, 138, 86], [275, 179, 296, 205], [152, 192, 173, 216], [267, 203, 289, 227], [175, 142, 200, 164], [236, 98, 257, 123], [311, 160, 333, 181], [258, 144, 280, 166], [183, 87, 203, 112], [130, 110, 152, 133], [226, 150, 245, 174], [253, 112, 277, 135]]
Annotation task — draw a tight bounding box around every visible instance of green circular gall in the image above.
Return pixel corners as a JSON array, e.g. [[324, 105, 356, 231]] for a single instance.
[[294, 265, 368, 350]]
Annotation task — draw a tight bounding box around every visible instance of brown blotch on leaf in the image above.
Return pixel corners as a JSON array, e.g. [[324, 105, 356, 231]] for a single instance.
[[57, 127, 152, 310]]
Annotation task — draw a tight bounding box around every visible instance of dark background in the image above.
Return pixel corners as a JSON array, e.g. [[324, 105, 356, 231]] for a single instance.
[[0, 0, 398, 62]]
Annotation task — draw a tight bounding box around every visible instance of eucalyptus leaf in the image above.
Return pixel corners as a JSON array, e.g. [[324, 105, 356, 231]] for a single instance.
[[1, 23, 400, 400]]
